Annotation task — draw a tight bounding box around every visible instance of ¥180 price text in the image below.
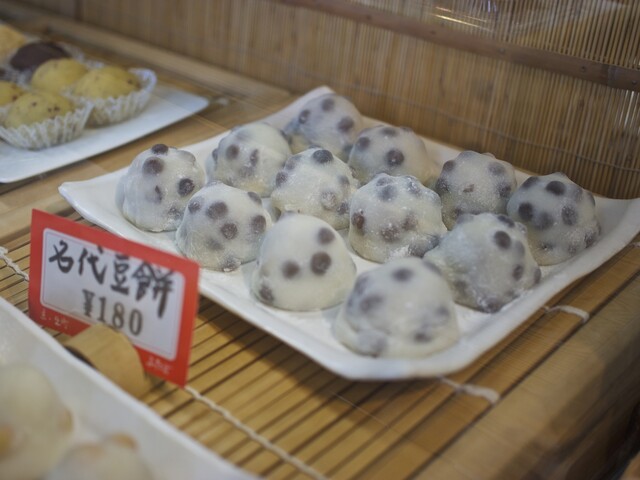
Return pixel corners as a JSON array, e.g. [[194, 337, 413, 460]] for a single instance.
[[82, 289, 143, 336]]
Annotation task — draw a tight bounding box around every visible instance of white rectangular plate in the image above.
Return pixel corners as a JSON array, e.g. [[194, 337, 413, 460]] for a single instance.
[[60, 86, 640, 381], [0, 84, 209, 183], [0, 297, 252, 479]]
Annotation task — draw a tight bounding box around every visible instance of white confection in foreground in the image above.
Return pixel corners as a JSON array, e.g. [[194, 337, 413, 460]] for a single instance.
[[46, 436, 153, 480], [0, 363, 73, 480]]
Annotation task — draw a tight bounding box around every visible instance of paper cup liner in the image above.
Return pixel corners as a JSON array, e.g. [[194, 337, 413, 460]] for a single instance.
[[0, 99, 92, 150], [0, 104, 10, 124], [0, 65, 26, 84], [72, 68, 157, 127]]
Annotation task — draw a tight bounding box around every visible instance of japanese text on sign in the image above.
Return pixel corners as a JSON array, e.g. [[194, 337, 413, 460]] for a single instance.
[[41, 229, 184, 360]]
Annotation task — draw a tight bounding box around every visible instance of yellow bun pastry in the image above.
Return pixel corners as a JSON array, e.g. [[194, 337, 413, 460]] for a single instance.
[[5, 90, 74, 128], [73, 66, 141, 99], [31, 58, 88, 94], [0, 81, 25, 106]]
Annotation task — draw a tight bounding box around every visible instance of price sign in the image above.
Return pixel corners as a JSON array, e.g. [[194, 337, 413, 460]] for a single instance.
[[29, 210, 199, 386]]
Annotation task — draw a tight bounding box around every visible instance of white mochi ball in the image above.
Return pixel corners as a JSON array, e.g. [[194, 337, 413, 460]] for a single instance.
[[175, 182, 273, 271], [206, 122, 292, 196], [434, 151, 517, 229], [270, 147, 359, 229], [506, 172, 601, 265], [424, 213, 542, 312], [348, 173, 446, 263], [283, 93, 364, 161], [251, 214, 356, 311], [116, 143, 205, 232], [334, 257, 459, 357], [348, 125, 439, 185]]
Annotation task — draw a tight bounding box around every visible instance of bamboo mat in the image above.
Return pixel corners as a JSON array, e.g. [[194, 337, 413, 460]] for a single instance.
[[1, 212, 638, 479]]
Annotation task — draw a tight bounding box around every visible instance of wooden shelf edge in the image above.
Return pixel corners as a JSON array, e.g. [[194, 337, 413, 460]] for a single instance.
[[417, 274, 640, 479]]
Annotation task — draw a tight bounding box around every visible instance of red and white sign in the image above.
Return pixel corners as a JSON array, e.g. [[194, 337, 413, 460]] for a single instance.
[[29, 209, 199, 386]]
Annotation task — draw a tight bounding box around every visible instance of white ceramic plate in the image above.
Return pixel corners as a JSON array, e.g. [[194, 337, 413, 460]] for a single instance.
[[0, 84, 209, 183], [0, 297, 252, 479], [59, 86, 640, 381]]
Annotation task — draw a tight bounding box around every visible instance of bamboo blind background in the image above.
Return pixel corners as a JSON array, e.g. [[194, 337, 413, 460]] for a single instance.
[[11, 0, 640, 198]]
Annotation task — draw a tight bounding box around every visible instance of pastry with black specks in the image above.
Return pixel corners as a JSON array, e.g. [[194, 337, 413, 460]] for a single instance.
[[251, 213, 356, 311], [270, 147, 358, 229], [424, 212, 541, 312], [434, 150, 518, 229], [283, 93, 364, 161], [70, 65, 156, 126], [334, 257, 459, 357], [0, 81, 25, 107], [31, 58, 88, 94], [175, 182, 272, 271], [0, 89, 91, 150], [116, 144, 205, 232], [73, 65, 140, 99], [4, 90, 73, 127], [348, 173, 446, 263], [206, 122, 291, 196], [348, 124, 439, 185], [506, 172, 601, 265]]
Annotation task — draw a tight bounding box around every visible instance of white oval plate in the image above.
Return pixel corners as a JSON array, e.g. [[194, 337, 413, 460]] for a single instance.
[[59, 86, 640, 381], [0, 84, 209, 183]]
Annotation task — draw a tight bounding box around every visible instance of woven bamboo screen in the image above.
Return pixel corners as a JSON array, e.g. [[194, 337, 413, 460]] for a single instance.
[[20, 0, 640, 198]]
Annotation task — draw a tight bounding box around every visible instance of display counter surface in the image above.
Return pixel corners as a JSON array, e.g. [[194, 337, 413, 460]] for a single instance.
[[0, 8, 639, 480]]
